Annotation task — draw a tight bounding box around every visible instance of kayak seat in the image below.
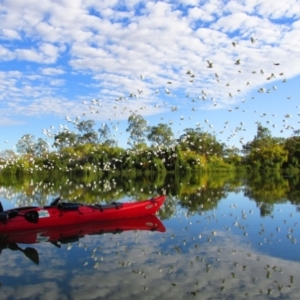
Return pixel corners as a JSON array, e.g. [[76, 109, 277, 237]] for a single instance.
[[57, 202, 80, 211], [59, 236, 79, 244], [94, 228, 123, 235], [93, 202, 123, 212], [56, 202, 123, 211]]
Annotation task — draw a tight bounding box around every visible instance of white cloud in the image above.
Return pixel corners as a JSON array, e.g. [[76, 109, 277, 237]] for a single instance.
[[188, 6, 215, 22], [255, 0, 300, 19], [15, 48, 44, 63], [0, 45, 15, 60], [0, 0, 299, 146], [49, 79, 65, 86], [40, 67, 65, 76], [0, 116, 25, 126], [1, 28, 21, 40]]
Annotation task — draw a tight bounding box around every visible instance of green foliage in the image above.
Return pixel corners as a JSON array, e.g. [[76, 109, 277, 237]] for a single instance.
[[53, 130, 78, 149], [178, 128, 225, 157], [16, 134, 36, 156], [98, 123, 116, 146], [76, 120, 98, 144], [126, 113, 150, 146], [284, 135, 300, 168], [2, 119, 300, 176], [147, 123, 174, 147], [243, 124, 288, 170]]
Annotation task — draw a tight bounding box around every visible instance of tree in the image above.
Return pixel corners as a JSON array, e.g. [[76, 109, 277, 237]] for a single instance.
[[126, 113, 150, 146], [147, 123, 174, 147], [178, 128, 224, 156], [223, 146, 242, 165], [256, 123, 271, 140], [243, 124, 272, 154], [284, 131, 300, 167], [98, 123, 117, 146], [53, 131, 78, 150], [243, 124, 287, 169], [0, 150, 18, 161], [76, 120, 98, 144], [16, 134, 36, 156], [35, 138, 49, 157]]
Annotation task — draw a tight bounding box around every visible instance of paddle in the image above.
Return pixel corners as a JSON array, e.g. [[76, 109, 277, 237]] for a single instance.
[[8, 243, 39, 265], [8, 210, 39, 224], [0, 212, 8, 222], [50, 197, 61, 207], [50, 241, 61, 248], [0, 201, 39, 224]]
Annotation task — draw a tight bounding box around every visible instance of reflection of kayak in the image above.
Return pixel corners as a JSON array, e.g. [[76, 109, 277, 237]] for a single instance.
[[0, 214, 166, 244], [0, 195, 166, 232], [0, 215, 166, 265]]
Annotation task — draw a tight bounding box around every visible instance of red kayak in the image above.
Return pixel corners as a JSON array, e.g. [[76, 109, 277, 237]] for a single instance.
[[0, 195, 166, 233], [0, 215, 166, 265]]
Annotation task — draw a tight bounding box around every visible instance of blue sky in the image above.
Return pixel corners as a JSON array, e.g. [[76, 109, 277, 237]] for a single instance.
[[1, 0, 300, 152]]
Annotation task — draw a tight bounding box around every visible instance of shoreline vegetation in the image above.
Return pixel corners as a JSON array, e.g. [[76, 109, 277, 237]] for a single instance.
[[1, 115, 300, 176]]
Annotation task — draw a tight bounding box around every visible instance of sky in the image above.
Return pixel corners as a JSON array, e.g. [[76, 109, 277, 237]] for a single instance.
[[1, 0, 300, 152]]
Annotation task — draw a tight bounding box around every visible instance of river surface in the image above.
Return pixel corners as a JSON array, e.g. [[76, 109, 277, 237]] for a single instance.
[[0, 172, 299, 299]]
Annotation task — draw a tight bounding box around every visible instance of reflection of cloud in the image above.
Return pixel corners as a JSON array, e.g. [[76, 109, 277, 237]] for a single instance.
[[69, 231, 300, 299], [1, 226, 299, 299]]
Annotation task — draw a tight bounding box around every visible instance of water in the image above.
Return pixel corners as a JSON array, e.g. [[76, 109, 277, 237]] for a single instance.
[[0, 173, 299, 299]]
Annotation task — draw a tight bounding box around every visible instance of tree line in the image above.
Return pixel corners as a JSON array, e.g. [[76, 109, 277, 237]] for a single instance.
[[1, 113, 300, 174]]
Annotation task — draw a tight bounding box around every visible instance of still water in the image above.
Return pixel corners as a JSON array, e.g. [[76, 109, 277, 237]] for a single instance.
[[0, 172, 299, 299]]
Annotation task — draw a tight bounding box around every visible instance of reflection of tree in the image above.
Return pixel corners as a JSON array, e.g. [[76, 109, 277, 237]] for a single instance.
[[243, 172, 290, 216], [0, 172, 225, 216], [0, 172, 175, 218], [1, 172, 299, 219], [257, 202, 274, 217], [285, 174, 300, 206], [165, 172, 239, 213]]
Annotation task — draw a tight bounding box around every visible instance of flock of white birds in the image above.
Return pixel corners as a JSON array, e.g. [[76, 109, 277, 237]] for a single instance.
[[0, 33, 298, 178], [65, 36, 296, 149]]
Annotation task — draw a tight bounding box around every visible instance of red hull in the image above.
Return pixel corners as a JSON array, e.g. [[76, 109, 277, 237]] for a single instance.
[[0, 196, 166, 233]]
